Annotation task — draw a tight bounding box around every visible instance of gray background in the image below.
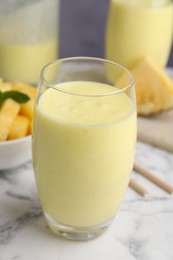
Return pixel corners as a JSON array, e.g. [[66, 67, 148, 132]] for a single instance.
[[59, 0, 173, 66]]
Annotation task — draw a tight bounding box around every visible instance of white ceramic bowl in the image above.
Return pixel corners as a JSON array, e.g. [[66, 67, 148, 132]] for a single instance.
[[0, 135, 32, 170]]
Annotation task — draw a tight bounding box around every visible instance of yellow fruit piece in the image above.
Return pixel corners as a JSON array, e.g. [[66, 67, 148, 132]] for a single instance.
[[8, 115, 29, 140], [20, 98, 35, 121], [0, 79, 36, 141], [13, 81, 36, 121], [0, 99, 20, 141], [0, 82, 12, 92], [27, 120, 33, 135], [117, 57, 173, 115], [12, 81, 36, 98]]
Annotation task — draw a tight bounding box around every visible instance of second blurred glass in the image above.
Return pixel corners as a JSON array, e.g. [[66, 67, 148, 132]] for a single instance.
[[0, 0, 59, 84], [106, 0, 173, 69]]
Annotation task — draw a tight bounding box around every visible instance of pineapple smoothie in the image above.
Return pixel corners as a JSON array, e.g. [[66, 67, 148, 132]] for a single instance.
[[0, 40, 57, 84], [106, 0, 173, 68], [33, 81, 136, 228]]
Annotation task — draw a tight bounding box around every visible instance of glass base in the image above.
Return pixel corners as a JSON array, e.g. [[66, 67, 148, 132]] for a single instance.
[[44, 212, 113, 241]]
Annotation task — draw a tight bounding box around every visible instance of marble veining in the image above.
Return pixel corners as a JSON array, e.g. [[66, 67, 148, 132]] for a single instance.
[[0, 141, 173, 260]]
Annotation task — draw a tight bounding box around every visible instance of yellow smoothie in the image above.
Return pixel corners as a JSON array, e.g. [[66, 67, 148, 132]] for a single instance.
[[106, 0, 173, 68], [0, 40, 57, 84], [33, 81, 136, 227]]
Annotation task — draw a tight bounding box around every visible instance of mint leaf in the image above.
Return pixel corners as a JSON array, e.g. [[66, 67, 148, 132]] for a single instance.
[[0, 90, 30, 108]]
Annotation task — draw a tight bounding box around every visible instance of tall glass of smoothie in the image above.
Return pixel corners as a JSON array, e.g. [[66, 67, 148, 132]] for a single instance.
[[106, 0, 173, 69], [32, 57, 137, 241]]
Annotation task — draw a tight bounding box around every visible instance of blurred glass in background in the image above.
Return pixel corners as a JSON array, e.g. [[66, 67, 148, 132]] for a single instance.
[[0, 0, 59, 84], [59, 0, 173, 67], [105, 0, 173, 69], [0, 0, 172, 86]]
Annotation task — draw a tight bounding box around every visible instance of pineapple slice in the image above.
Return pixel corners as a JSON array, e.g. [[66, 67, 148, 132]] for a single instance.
[[0, 99, 21, 141], [133, 57, 173, 115], [12, 81, 36, 98], [117, 57, 173, 115], [20, 98, 35, 121], [0, 82, 13, 92], [27, 119, 33, 135], [8, 115, 29, 140], [13, 81, 36, 121], [0, 79, 36, 141]]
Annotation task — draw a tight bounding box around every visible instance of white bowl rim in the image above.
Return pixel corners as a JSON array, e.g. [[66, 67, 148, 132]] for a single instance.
[[0, 135, 31, 147]]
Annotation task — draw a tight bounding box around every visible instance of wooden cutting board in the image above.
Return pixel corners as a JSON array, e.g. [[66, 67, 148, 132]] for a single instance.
[[137, 110, 173, 153]]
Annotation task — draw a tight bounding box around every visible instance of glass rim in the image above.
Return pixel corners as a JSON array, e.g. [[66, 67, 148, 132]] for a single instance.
[[40, 56, 134, 97]]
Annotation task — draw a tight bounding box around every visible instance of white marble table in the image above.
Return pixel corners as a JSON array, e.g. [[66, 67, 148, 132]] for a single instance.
[[0, 141, 173, 260]]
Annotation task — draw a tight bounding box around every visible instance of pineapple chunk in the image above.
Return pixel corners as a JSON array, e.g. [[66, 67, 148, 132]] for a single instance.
[[12, 81, 36, 98], [117, 57, 173, 115], [20, 98, 35, 120], [8, 115, 29, 140], [0, 79, 36, 141], [0, 82, 13, 92], [0, 99, 20, 141], [13, 81, 36, 121], [27, 120, 33, 135]]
